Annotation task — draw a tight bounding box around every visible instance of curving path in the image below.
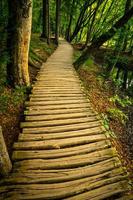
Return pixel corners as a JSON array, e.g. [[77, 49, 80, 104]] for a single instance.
[[0, 40, 132, 200]]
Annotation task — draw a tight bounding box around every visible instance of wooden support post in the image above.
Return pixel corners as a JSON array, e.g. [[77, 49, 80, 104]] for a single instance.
[[0, 126, 12, 176]]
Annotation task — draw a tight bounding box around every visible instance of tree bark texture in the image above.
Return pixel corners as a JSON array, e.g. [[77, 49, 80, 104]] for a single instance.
[[7, 0, 32, 86]]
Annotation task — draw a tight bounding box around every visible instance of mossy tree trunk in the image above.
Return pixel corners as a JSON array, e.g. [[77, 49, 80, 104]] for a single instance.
[[7, 0, 32, 86]]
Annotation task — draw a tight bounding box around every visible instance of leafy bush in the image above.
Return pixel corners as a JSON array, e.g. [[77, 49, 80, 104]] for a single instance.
[[107, 108, 128, 124], [101, 113, 110, 130], [104, 53, 129, 67], [85, 57, 94, 66], [104, 53, 117, 67], [109, 95, 132, 107], [101, 113, 116, 138]]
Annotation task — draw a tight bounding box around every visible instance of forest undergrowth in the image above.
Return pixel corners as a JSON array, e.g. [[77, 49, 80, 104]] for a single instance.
[[73, 46, 133, 188], [0, 34, 56, 156]]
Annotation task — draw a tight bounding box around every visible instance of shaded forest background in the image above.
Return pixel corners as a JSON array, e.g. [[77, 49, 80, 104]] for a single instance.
[[0, 0, 133, 173]]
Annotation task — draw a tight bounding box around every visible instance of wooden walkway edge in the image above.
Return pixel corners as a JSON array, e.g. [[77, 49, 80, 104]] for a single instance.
[[0, 40, 132, 200]]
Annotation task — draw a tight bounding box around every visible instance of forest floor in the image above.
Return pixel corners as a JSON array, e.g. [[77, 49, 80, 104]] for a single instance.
[[0, 34, 56, 157], [73, 45, 133, 190]]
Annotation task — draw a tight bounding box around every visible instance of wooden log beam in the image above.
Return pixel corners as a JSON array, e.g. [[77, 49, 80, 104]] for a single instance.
[[0, 126, 12, 176]]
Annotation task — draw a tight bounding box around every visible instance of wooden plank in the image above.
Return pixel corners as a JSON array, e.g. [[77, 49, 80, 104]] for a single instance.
[[30, 93, 84, 97], [13, 148, 117, 170], [65, 181, 127, 200], [33, 84, 81, 88], [26, 103, 91, 111], [31, 91, 83, 95], [21, 117, 97, 128], [0, 175, 127, 200], [25, 112, 95, 121], [14, 134, 106, 150], [32, 88, 82, 92], [19, 127, 105, 141], [36, 76, 80, 79], [36, 78, 80, 83], [22, 121, 101, 134], [24, 107, 92, 116], [32, 85, 79, 88], [12, 140, 111, 160], [32, 86, 81, 90], [25, 99, 88, 106], [1, 158, 122, 184], [29, 96, 85, 101]]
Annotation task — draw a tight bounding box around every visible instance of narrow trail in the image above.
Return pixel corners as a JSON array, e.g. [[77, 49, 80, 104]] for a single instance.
[[0, 40, 132, 200]]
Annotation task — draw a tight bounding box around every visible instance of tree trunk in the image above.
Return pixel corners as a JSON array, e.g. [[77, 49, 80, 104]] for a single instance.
[[41, 0, 50, 44], [66, 0, 75, 42], [55, 0, 61, 45], [7, 0, 32, 86], [74, 6, 133, 69], [41, 0, 47, 38], [47, 0, 50, 44]]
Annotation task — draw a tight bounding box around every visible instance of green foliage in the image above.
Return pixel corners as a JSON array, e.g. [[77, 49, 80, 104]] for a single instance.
[[109, 95, 132, 108], [32, 0, 42, 33], [82, 57, 94, 70], [73, 50, 81, 62], [0, 0, 9, 86], [101, 113, 117, 138], [108, 95, 132, 124], [0, 93, 10, 113], [0, 86, 27, 113], [12, 86, 27, 106], [104, 53, 129, 67], [107, 107, 128, 124], [30, 34, 54, 55], [101, 113, 110, 130], [112, 76, 123, 88], [128, 84, 133, 97], [85, 57, 94, 67], [104, 53, 116, 66]]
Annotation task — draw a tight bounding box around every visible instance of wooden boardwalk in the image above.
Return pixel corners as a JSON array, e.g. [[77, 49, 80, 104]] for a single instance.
[[0, 40, 132, 199]]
